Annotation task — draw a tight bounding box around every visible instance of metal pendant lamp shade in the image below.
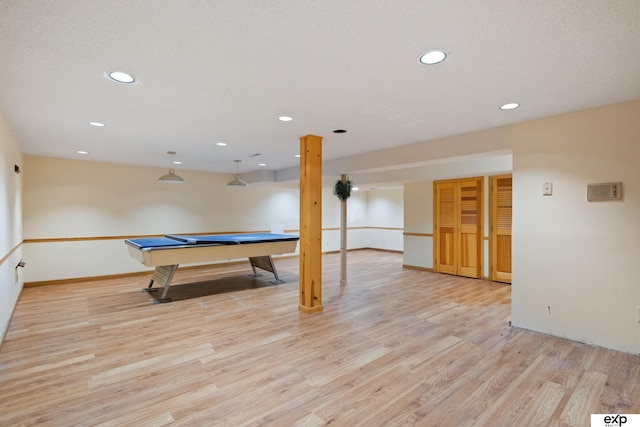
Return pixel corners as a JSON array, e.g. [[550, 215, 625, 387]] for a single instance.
[[227, 160, 248, 187], [158, 169, 184, 183]]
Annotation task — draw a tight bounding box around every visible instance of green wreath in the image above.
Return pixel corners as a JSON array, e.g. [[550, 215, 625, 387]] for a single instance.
[[333, 179, 353, 201]]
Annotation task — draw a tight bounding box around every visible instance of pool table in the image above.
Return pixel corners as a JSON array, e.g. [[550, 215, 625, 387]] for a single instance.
[[125, 233, 299, 303]]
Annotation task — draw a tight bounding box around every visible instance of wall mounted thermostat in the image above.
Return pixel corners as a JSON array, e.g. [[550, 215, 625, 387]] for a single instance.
[[587, 182, 622, 201]]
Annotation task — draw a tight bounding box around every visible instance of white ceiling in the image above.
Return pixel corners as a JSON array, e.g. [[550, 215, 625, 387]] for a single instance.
[[1, 1, 639, 185]]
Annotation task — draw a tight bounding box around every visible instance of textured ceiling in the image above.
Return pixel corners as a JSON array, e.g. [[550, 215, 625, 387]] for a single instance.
[[1, 0, 639, 182]]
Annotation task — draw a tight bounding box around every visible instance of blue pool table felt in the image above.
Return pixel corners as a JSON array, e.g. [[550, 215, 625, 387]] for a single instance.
[[126, 233, 299, 250]]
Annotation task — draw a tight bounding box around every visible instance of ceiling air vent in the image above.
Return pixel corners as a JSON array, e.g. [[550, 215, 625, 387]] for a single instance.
[[587, 182, 622, 202]]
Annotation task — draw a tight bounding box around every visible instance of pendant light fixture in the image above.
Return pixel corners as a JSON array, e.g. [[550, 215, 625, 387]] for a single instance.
[[227, 159, 248, 187], [158, 169, 184, 183], [158, 151, 184, 183]]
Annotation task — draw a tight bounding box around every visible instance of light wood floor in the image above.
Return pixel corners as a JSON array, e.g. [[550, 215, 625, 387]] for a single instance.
[[1, 250, 638, 426]]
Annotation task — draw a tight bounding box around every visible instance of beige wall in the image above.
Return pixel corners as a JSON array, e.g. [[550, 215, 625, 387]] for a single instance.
[[321, 188, 369, 252], [366, 189, 404, 251], [22, 156, 302, 282], [0, 111, 23, 342], [23, 156, 301, 239], [511, 100, 640, 354], [403, 181, 434, 269], [322, 188, 405, 253]]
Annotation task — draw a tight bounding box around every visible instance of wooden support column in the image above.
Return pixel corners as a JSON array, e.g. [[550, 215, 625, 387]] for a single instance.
[[299, 134, 323, 313]]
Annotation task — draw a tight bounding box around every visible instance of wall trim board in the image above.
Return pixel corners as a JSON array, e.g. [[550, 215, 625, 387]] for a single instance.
[[0, 300, 19, 350], [1, 243, 23, 350], [402, 265, 492, 282], [25, 269, 155, 287], [323, 248, 403, 255], [402, 264, 434, 272], [322, 226, 371, 231], [0, 242, 22, 266], [403, 232, 433, 237]]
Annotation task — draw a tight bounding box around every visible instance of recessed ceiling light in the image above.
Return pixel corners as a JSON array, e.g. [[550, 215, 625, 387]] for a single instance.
[[88, 121, 105, 127], [352, 187, 359, 191], [172, 161, 182, 165], [278, 115, 294, 122], [108, 71, 136, 84], [500, 102, 520, 110], [294, 154, 301, 158], [259, 163, 266, 167], [76, 150, 89, 155], [419, 50, 447, 65], [215, 142, 228, 146]]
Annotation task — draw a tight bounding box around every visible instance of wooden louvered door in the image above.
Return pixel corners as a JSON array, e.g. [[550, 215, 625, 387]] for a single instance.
[[435, 182, 457, 275], [434, 177, 483, 279], [458, 180, 482, 278], [490, 175, 512, 283]]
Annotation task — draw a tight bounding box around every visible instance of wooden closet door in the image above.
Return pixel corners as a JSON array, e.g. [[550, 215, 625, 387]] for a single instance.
[[435, 182, 457, 275], [434, 178, 483, 279], [490, 175, 512, 283], [458, 180, 482, 278]]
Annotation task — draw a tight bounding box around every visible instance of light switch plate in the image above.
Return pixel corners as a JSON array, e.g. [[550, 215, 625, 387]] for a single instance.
[[543, 182, 553, 196]]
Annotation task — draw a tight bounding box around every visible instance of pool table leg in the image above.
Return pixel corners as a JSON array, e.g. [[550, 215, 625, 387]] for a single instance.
[[146, 278, 158, 291], [141, 264, 179, 303], [249, 256, 285, 284]]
